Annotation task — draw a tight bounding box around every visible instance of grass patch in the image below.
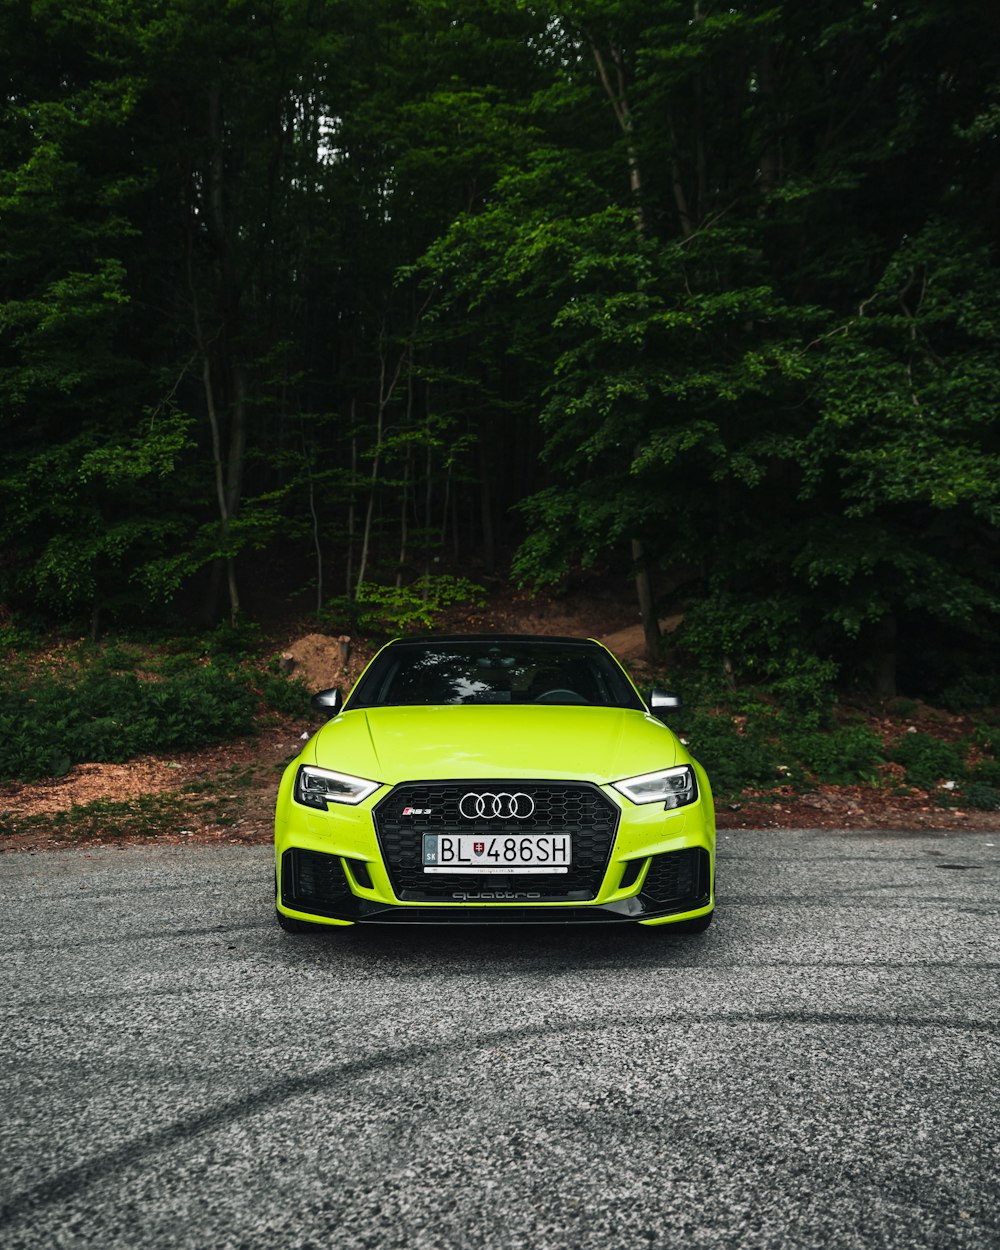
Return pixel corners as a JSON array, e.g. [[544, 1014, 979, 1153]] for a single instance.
[[0, 773, 260, 842], [1, 794, 188, 841]]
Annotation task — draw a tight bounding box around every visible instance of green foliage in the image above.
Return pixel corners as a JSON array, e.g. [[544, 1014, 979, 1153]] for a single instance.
[[972, 722, 998, 756], [938, 673, 1000, 713], [676, 712, 781, 799], [0, 618, 40, 654], [937, 782, 1000, 813], [201, 621, 265, 663], [258, 671, 312, 719], [418, 0, 1000, 701], [890, 733, 967, 791], [322, 575, 487, 636], [1, 794, 189, 842], [785, 724, 884, 786], [677, 593, 838, 724], [973, 757, 1000, 788], [679, 698, 884, 796], [0, 661, 258, 782], [0, 0, 998, 700]]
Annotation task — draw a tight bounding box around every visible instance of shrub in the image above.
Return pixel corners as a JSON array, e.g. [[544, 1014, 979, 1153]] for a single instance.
[[678, 712, 781, 798], [201, 620, 264, 662], [259, 671, 312, 718], [677, 593, 837, 727], [321, 574, 487, 636], [938, 673, 1000, 712], [972, 757, 1000, 787], [937, 781, 1000, 812], [961, 782, 1000, 811], [0, 663, 258, 782], [765, 656, 839, 729], [788, 723, 884, 785], [890, 733, 967, 790]]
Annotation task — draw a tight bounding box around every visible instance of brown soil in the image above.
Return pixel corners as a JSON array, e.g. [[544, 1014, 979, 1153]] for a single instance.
[[0, 723, 301, 853], [715, 784, 1000, 833]]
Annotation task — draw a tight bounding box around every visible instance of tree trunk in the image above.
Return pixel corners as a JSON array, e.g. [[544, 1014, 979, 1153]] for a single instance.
[[590, 38, 663, 660], [872, 613, 897, 699], [192, 79, 246, 627], [396, 449, 410, 587], [346, 410, 357, 596], [301, 422, 323, 617], [632, 538, 660, 661], [478, 420, 495, 572]]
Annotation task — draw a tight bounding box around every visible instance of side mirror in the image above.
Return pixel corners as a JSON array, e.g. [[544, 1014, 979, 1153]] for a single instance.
[[649, 688, 681, 714], [310, 688, 344, 718]]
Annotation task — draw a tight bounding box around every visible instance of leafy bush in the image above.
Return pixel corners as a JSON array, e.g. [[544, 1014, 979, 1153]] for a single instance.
[[937, 781, 1000, 812], [0, 619, 42, 654], [972, 757, 1000, 787], [788, 723, 884, 785], [259, 671, 312, 718], [973, 722, 998, 756], [890, 733, 967, 790], [763, 657, 839, 729], [677, 594, 837, 723], [938, 673, 1000, 712], [201, 620, 264, 662], [960, 782, 1000, 811], [322, 574, 487, 636], [0, 663, 258, 781], [678, 712, 781, 798]]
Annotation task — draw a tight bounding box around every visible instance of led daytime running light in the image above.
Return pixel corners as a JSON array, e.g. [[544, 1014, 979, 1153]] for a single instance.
[[612, 765, 697, 809], [295, 765, 380, 809]]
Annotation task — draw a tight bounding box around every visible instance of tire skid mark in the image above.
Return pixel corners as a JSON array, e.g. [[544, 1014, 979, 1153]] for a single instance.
[[2, 1010, 998, 1226]]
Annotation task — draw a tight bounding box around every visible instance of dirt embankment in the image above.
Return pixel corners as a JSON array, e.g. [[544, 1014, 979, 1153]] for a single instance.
[[2, 603, 998, 851]]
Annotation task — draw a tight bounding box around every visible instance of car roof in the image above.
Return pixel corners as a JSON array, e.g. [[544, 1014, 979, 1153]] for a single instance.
[[386, 634, 602, 646]]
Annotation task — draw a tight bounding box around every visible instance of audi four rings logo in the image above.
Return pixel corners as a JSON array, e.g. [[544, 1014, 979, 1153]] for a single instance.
[[458, 791, 535, 820]]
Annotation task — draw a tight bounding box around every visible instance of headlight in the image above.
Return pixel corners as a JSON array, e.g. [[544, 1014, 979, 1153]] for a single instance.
[[612, 765, 697, 809], [294, 765, 380, 809]]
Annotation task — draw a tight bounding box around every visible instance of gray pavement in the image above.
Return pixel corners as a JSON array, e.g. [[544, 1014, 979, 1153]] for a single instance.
[[0, 829, 998, 1250]]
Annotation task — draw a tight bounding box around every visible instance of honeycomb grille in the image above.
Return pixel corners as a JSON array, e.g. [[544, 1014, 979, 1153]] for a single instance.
[[373, 781, 620, 902], [642, 847, 711, 906], [282, 849, 353, 915]]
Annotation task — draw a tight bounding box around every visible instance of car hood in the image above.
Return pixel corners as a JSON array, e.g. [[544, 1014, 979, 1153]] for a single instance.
[[308, 705, 681, 785]]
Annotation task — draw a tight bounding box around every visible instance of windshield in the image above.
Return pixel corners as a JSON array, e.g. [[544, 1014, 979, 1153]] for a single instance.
[[347, 639, 645, 711]]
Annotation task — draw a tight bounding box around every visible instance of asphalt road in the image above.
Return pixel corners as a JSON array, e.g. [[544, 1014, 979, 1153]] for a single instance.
[[1, 829, 998, 1250]]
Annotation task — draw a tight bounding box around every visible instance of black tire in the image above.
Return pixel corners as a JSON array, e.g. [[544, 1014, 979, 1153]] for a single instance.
[[275, 907, 323, 934], [666, 910, 714, 934]]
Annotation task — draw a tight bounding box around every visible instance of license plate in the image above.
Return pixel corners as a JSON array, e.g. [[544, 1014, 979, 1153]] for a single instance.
[[422, 833, 571, 874]]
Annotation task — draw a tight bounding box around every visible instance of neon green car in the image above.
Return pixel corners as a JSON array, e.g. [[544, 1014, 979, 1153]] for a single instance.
[[274, 635, 715, 931]]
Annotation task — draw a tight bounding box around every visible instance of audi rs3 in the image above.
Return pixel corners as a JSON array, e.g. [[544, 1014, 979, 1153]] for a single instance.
[[274, 635, 715, 930]]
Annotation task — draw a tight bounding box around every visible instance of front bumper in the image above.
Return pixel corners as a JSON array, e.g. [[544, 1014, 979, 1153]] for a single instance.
[[279, 844, 712, 925], [275, 765, 715, 928]]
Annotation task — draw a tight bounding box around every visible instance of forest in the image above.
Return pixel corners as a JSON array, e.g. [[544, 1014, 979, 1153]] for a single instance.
[[2, 0, 999, 708]]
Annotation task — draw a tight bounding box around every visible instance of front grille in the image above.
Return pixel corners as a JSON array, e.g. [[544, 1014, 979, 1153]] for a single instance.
[[373, 781, 620, 902], [642, 847, 711, 908], [282, 849, 353, 916]]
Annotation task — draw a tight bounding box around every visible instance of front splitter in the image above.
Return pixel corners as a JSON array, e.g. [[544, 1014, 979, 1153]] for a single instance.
[[280, 891, 711, 926]]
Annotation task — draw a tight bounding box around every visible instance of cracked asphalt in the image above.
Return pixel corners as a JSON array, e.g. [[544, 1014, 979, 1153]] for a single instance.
[[1, 829, 998, 1250]]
